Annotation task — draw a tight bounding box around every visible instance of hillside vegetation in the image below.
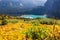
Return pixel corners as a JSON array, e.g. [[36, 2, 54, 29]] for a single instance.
[[0, 15, 60, 40]]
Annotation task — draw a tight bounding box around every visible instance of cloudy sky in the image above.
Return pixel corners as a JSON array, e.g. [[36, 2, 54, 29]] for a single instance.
[[0, 0, 47, 7], [21, 0, 47, 6], [0, 0, 47, 13]]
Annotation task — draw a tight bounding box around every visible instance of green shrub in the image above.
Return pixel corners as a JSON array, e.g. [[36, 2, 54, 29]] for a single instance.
[[40, 21, 54, 25], [25, 27, 48, 40], [40, 21, 48, 24], [48, 21, 54, 25], [1, 15, 8, 25]]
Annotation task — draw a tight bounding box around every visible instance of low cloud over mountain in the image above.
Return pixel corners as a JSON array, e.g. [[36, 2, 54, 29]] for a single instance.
[[45, 0, 60, 18]]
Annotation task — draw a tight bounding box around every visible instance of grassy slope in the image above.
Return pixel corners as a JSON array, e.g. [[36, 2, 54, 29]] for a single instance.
[[0, 18, 60, 40]]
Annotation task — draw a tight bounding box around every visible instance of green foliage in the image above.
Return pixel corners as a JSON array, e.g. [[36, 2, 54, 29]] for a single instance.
[[40, 21, 47, 24], [8, 20, 18, 24], [25, 27, 48, 40], [40, 20, 54, 25], [1, 15, 8, 25]]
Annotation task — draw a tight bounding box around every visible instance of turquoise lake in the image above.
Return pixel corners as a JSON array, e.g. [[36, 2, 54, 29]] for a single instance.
[[20, 15, 47, 19]]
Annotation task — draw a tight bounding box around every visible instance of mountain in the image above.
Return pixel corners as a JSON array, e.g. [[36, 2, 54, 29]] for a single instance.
[[21, 6, 45, 15], [0, 6, 44, 16], [0, 0, 46, 16], [0, 0, 36, 14], [45, 0, 60, 19]]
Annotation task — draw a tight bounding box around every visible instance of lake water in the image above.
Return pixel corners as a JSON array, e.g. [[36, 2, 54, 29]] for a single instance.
[[20, 15, 47, 19]]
